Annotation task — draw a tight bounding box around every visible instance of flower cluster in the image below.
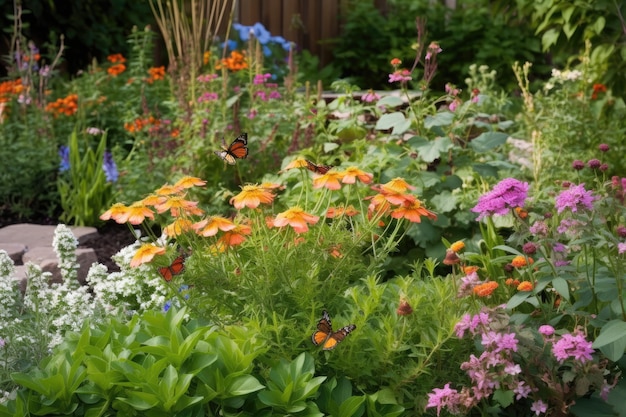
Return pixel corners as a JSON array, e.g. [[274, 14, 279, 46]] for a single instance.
[[147, 66, 166, 83], [216, 50, 248, 72], [471, 178, 529, 220], [231, 22, 291, 56], [427, 307, 613, 416], [45, 93, 78, 117], [106, 53, 126, 76]]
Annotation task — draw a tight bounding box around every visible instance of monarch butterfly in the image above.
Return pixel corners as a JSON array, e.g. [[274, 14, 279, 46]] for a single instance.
[[305, 159, 333, 175], [158, 255, 186, 282], [215, 133, 249, 165], [311, 310, 356, 350]]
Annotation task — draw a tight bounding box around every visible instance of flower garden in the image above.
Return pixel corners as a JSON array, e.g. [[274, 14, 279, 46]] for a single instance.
[[1, 1, 626, 416]]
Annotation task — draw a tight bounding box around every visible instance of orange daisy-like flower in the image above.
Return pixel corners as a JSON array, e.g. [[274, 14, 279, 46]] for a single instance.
[[367, 193, 392, 219], [107, 53, 126, 63], [230, 184, 276, 209], [107, 64, 126, 77], [163, 218, 194, 237], [381, 178, 415, 194], [390, 58, 402, 66], [155, 184, 181, 196], [173, 176, 207, 190], [218, 224, 252, 247], [101, 202, 155, 225], [273, 206, 320, 234], [390, 199, 437, 223], [326, 205, 359, 218], [514, 207, 528, 219], [282, 158, 308, 171], [511, 255, 533, 268], [140, 194, 168, 207], [155, 196, 203, 217], [463, 265, 480, 275], [100, 203, 129, 223], [473, 281, 499, 297], [147, 66, 165, 83], [312, 171, 345, 190], [341, 166, 373, 184], [517, 281, 534, 292], [130, 243, 166, 268], [193, 216, 236, 237]]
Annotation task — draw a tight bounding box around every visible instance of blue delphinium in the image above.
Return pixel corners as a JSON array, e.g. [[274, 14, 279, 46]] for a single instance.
[[59, 146, 70, 172], [102, 151, 118, 183]]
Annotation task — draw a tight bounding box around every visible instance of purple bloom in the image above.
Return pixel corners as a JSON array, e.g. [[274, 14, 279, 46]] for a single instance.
[[572, 159, 585, 170], [529, 220, 548, 237], [513, 381, 532, 399], [361, 90, 380, 103], [102, 151, 118, 183], [618, 242, 626, 254], [531, 399, 548, 415], [555, 183, 595, 213], [552, 333, 594, 363], [59, 146, 70, 172], [471, 178, 529, 220], [587, 158, 601, 169], [599, 143, 609, 152], [538, 325, 554, 336]]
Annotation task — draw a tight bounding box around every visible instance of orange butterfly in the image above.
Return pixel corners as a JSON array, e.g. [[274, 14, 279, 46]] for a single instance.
[[305, 159, 333, 175], [158, 255, 186, 282], [311, 310, 356, 350], [215, 133, 249, 165]]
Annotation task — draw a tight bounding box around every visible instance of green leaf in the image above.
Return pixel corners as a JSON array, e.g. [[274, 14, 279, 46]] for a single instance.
[[492, 389, 514, 408], [431, 191, 457, 213], [228, 375, 264, 396], [469, 132, 508, 153], [424, 112, 454, 129], [376, 96, 404, 108], [409, 137, 453, 163], [324, 142, 340, 153], [375, 112, 406, 130], [337, 396, 365, 417], [592, 320, 626, 361], [542, 28, 560, 50]]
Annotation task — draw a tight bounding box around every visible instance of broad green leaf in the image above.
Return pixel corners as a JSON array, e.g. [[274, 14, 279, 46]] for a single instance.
[[375, 112, 406, 131], [592, 320, 626, 352], [469, 132, 508, 153], [376, 95, 404, 108], [337, 396, 365, 417], [542, 28, 560, 50], [492, 389, 514, 408], [424, 112, 454, 129], [431, 191, 457, 213], [324, 142, 340, 153], [410, 137, 453, 163]]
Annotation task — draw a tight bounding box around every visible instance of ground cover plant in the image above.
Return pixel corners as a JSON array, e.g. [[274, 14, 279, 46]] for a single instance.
[[1, 1, 626, 416]]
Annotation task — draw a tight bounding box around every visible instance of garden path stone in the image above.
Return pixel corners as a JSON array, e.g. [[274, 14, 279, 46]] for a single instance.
[[0, 223, 99, 291]]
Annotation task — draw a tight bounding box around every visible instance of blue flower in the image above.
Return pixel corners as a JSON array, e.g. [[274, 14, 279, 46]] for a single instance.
[[222, 39, 238, 51], [58, 146, 70, 172], [163, 300, 172, 312], [102, 151, 118, 183], [262, 45, 272, 57], [251, 22, 271, 44], [233, 23, 250, 42]]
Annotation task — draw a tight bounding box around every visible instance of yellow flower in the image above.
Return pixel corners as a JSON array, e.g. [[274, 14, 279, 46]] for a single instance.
[[341, 166, 373, 184], [282, 158, 308, 171], [450, 240, 465, 253], [312, 171, 344, 190], [173, 176, 207, 190], [163, 218, 194, 237], [473, 281, 499, 297], [130, 243, 166, 268], [273, 207, 320, 234], [193, 216, 236, 237], [230, 184, 276, 209]]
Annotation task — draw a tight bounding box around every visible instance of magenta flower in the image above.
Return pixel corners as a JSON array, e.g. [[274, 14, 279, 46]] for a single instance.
[[471, 178, 529, 220], [552, 332, 594, 363], [361, 90, 380, 103], [531, 399, 548, 415], [555, 183, 595, 213], [426, 383, 460, 417], [538, 325, 555, 336], [388, 69, 412, 83]]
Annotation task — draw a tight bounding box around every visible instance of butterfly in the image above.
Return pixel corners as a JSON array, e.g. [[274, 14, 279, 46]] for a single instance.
[[305, 159, 333, 175], [215, 133, 249, 165], [158, 255, 186, 282], [311, 310, 356, 350]]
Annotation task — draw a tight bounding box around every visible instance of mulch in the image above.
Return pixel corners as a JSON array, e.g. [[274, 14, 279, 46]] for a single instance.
[[78, 222, 138, 271]]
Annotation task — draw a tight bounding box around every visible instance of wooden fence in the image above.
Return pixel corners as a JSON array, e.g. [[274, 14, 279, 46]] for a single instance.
[[234, 0, 390, 67]]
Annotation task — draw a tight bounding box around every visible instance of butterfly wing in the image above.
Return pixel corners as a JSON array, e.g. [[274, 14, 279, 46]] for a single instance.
[[323, 324, 356, 350], [158, 255, 186, 282], [305, 159, 333, 175], [311, 310, 333, 346], [215, 133, 248, 164], [214, 150, 236, 165]]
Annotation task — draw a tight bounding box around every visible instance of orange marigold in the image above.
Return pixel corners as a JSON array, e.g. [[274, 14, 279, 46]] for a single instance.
[[517, 281, 534, 292], [473, 281, 499, 297], [107, 63, 126, 77], [450, 240, 465, 253], [511, 255, 533, 268]]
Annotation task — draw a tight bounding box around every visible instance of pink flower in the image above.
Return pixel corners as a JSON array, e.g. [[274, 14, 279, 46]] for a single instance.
[[538, 325, 555, 336], [426, 383, 460, 417], [555, 183, 595, 213], [388, 69, 412, 83], [472, 178, 529, 220], [552, 332, 594, 363], [531, 399, 548, 415], [618, 242, 626, 254]]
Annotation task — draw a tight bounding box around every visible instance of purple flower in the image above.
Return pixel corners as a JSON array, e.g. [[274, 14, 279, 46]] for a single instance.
[[555, 183, 595, 213], [471, 178, 529, 220], [531, 399, 547, 415], [587, 158, 601, 169], [572, 159, 585, 170], [618, 242, 626, 254], [529, 220, 548, 237], [59, 146, 70, 172], [599, 143, 609, 152], [102, 151, 118, 183], [552, 332, 594, 363], [361, 90, 380, 103], [513, 381, 532, 399], [538, 325, 554, 336]]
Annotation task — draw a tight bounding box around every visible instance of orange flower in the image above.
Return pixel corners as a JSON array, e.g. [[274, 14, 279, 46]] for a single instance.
[[326, 205, 359, 218], [329, 244, 343, 258], [514, 207, 528, 219], [312, 171, 344, 190], [140, 194, 167, 207], [463, 265, 480, 275], [107, 54, 126, 63], [273, 207, 319, 233], [230, 184, 276, 209], [473, 281, 499, 297], [45, 94, 78, 117], [381, 178, 415, 194], [505, 278, 521, 287], [282, 158, 308, 171], [367, 193, 392, 218], [341, 166, 373, 184], [390, 58, 402, 66], [203, 51, 211, 65], [147, 66, 165, 83], [511, 255, 533, 268], [517, 281, 534, 292], [155, 184, 180, 196], [101, 202, 154, 225], [163, 218, 194, 237], [390, 199, 437, 223], [218, 224, 252, 247], [130, 243, 166, 268], [107, 64, 126, 76], [193, 216, 236, 237], [173, 176, 207, 190], [450, 240, 465, 253], [155, 196, 203, 217], [100, 203, 129, 223], [216, 50, 248, 71]]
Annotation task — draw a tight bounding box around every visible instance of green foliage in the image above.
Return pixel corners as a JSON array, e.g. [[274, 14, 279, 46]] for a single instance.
[[57, 130, 115, 226]]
